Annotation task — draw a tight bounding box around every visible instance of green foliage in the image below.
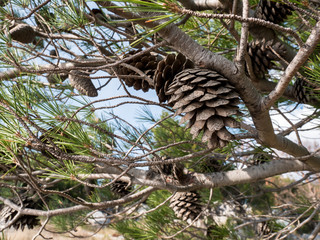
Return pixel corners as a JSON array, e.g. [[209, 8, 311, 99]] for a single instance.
[[49, 197, 89, 232], [113, 190, 206, 239], [180, 16, 237, 60], [305, 56, 320, 84], [207, 223, 235, 239], [151, 111, 204, 157]]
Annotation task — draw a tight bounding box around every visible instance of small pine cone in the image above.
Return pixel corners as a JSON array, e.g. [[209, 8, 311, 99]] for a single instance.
[[0, 196, 40, 231], [169, 191, 202, 222], [154, 53, 194, 103], [147, 156, 187, 184], [117, 51, 160, 92], [69, 70, 98, 97], [247, 39, 286, 79], [167, 68, 241, 149], [293, 78, 316, 104], [110, 181, 131, 197], [9, 24, 36, 44], [255, 0, 292, 24]]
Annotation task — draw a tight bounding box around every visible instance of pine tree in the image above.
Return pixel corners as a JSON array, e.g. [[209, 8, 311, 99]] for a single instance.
[[1, 0, 320, 239]]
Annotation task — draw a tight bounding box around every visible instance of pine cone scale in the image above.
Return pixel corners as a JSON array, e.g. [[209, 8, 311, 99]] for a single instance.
[[196, 108, 216, 121], [179, 102, 204, 112], [179, 111, 196, 124], [207, 117, 224, 131], [205, 99, 229, 108]]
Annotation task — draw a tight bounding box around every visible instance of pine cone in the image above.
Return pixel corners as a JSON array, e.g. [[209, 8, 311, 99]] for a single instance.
[[169, 191, 202, 222], [0, 196, 40, 231], [154, 53, 194, 103], [117, 51, 160, 92], [167, 68, 241, 149], [110, 181, 132, 197], [146, 156, 187, 184], [255, 0, 292, 24], [9, 24, 36, 44], [247, 39, 286, 79], [293, 78, 317, 104], [69, 70, 98, 97]]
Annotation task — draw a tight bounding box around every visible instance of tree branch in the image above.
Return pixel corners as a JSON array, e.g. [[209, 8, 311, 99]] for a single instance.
[[0, 187, 155, 217], [263, 21, 320, 110], [78, 159, 312, 191], [176, 0, 232, 11]]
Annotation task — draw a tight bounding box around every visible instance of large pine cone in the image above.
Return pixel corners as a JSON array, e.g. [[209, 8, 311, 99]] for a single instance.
[[110, 181, 132, 197], [154, 53, 194, 103], [292, 78, 316, 104], [255, 0, 292, 24], [69, 70, 98, 97], [247, 39, 286, 79], [0, 196, 40, 231], [167, 68, 241, 149], [169, 191, 202, 222], [117, 51, 160, 92]]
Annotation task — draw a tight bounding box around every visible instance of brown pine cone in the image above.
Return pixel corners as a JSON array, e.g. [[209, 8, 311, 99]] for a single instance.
[[169, 191, 202, 222], [255, 0, 292, 24], [110, 181, 132, 197], [167, 68, 241, 149], [117, 51, 160, 92], [8, 23, 36, 44], [247, 39, 286, 79], [292, 78, 319, 104], [146, 156, 187, 184], [154, 53, 194, 103], [0, 196, 40, 231], [69, 70, 98, 97]]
